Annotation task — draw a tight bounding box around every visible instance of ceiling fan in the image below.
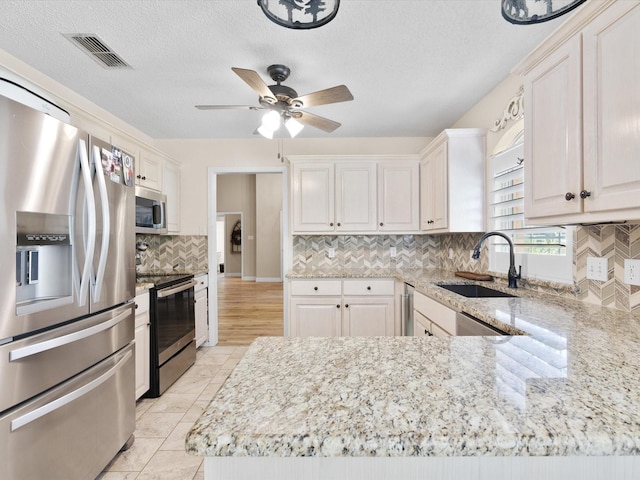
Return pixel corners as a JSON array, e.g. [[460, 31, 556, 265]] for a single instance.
[[195, 64, 354, 137]]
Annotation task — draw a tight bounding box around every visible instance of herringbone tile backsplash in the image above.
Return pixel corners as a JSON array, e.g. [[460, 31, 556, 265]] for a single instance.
[[139, 225, 640, 313], [291, 233, 489, 273], [136, 235, 208, 273]]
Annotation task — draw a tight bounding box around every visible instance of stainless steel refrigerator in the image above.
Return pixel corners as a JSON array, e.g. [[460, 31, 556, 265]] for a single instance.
[[0, 92, 136, 479]]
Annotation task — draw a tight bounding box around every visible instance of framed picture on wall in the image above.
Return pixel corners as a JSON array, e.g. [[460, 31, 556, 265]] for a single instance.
[[231, 220, 242, 253]]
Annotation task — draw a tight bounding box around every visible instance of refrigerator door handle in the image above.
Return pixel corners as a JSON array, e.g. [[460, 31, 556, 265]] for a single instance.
[[10, 348, 133, 432], [77, 139, 96, 307], [91, 144, 110, 302], [8, 308, 131, 362]]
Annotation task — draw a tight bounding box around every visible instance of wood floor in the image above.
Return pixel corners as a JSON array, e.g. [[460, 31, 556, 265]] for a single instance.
[[217, 276, 284, 346]]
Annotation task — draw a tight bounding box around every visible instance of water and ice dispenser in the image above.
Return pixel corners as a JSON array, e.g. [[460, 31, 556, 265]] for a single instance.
[[15, 212, 73, 315]]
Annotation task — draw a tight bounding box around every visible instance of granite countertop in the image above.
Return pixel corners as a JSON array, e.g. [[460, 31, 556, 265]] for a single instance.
[[186, 268, 640, 458]]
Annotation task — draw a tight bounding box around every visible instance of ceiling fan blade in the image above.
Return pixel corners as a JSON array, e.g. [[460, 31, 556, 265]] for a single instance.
[[231, 67, 276, 104], [295, 111, 341, 133], [290, 85, 353, 109], [195, 105, 262, 110]]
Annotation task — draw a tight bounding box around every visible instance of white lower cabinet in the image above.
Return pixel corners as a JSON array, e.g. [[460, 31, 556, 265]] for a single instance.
[[413, 290, 455, 337], [289, 279, 396, 337], [134, 291, 150, 399], [195, 274, 209, 347]]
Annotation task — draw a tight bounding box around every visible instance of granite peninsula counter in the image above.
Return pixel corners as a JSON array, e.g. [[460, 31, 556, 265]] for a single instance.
[[187, 269, 640, 480]]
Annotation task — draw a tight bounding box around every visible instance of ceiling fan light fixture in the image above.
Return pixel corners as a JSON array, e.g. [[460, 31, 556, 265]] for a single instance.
[[257, 0, 340, 30], [502, 0, 587, 25], [257, 124, 275, 139], [261, 110, 281, 131], [285, 117, 304, 138]]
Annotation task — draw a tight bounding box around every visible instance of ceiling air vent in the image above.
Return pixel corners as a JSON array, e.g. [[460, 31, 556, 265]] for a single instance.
[[64, 34, 131, 69]]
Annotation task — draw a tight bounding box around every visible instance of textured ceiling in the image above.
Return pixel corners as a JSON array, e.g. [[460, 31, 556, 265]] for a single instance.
[[0, 1, 562, 139]]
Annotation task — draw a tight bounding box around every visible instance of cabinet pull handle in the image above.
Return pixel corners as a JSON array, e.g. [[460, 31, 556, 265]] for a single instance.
[[565, 192, 575, 201], [580, 190, 592, 199], [314, 286, 318, 291], [425, 329, 428, 335]]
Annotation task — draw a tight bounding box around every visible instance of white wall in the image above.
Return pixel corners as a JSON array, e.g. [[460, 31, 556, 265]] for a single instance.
[[217, 174, 256, 279], [256, 173, 283, 281]]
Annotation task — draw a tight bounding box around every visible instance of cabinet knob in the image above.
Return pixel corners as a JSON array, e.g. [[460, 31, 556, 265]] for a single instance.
[[379, 222, 384, 227], [314, 286, 318, 291], [141, 176, 146, 180], [424, 329, 428, 335], [135, 303, 138, 309], [336, 304, 340, 308], [345, 304, 349, 308], [366, 286, 371, 291], [329, 222, 334, 227], [580, 190, 592, 199], [337, 222, 341, 227], [565, 192, 575, 201], [136, 174, 142, 179]]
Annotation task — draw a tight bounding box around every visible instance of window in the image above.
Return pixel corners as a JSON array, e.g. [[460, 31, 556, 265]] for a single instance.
[[489, 138, 573, 284]]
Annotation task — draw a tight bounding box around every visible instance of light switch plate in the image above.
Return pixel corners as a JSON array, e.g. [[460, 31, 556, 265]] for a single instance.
[[624, 259, 640, 286], [390, 247, 397, 258], [586, 256, 608, 281], [328, 248, 335, 258]]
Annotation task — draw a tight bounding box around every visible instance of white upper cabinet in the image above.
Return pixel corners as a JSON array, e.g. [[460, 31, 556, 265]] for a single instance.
[[137, 149, 163, 192], [291, 161, 335, 233], [290, 156, 419, 234], [163, 160, 181, 234], [419, 129, 486, 233], [520, 0, 640, 224], [377, 160, 420, 232], [582, 2, 640, 214], [335, 162, 377, 232]]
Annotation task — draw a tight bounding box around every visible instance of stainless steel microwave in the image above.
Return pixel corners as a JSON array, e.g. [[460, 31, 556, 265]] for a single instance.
[[135, 185, 167, 234]]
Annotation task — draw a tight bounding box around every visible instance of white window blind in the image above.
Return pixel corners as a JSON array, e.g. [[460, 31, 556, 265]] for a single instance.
[[490, 142, 566, 256]]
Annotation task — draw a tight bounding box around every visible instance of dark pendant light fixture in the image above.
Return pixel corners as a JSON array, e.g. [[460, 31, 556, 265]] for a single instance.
[[502, 0, 587, 25], [257, 0, 340, 30]]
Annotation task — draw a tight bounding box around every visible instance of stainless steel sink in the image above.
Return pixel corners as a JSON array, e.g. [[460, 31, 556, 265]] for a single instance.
[[438, 283, 516, 298]]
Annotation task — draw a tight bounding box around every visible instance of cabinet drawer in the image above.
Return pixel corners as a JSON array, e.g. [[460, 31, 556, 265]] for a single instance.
[[290, 280, 342, 296], [414, 291, 456, 335], [135, 292, 149, 315], [195, 274, 208, 292], [342, 279, 394, 296]]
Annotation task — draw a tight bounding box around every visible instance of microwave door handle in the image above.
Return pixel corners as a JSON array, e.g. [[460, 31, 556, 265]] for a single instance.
[[77, 139, 96, 307], [91, 144, 110, 302]]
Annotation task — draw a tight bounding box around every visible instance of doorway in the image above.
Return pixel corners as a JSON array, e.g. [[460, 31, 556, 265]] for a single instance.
[[216, 212, 243, 277], [207, 167, 290, 346]]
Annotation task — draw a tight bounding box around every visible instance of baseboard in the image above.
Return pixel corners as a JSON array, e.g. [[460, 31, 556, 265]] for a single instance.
[[256, 277, 283, 283], [242, 276, 256, 281], [225, 273, 241, 277]]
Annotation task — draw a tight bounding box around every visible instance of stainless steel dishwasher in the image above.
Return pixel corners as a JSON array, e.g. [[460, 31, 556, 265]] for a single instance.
[[456, 311, 508, 336], [401, 283, 414, 336]]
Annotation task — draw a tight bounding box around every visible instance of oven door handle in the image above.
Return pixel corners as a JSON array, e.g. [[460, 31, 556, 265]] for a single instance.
[[157, 279, 197, 298]]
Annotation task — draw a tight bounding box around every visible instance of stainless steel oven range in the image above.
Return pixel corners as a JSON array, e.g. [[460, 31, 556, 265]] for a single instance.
[[143, 274, 197, 397]]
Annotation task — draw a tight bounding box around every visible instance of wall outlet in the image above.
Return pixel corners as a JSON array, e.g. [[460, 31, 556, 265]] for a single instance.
[[390, 246, 397, 258], [624, 259, 640, 286], [328, 248, 335, 259], [586, 256, 608, 281], [448, 248, 454, 260]]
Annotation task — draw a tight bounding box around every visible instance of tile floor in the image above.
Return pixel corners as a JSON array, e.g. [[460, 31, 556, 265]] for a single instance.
[[98, 345, 248, 480]]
